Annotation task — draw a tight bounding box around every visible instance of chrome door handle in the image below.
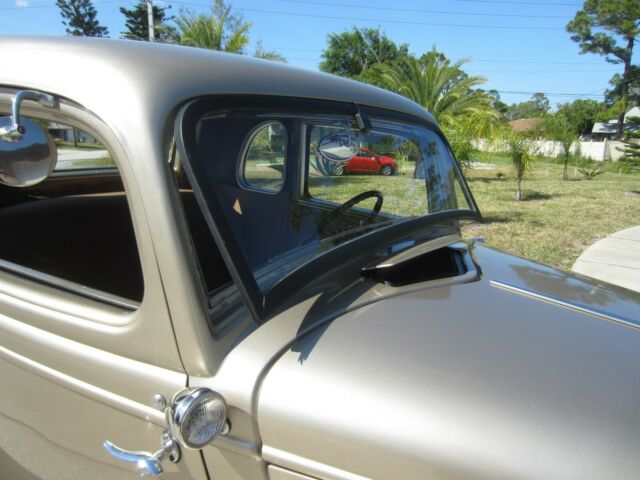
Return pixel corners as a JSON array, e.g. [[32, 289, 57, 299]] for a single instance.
[[103, 431, 180, 477]]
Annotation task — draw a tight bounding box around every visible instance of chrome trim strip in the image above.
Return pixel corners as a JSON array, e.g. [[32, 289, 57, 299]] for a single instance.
[[0, 344, 165, 426], [0, 258, 139, 310], [490, 280, 640, 330], [262, 445, 372, 480]]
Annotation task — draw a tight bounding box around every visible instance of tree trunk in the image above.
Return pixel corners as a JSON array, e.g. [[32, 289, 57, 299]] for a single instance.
[[616, 36, 635, 140], [516, 178, 522, 201], [72, 127, 79, 148], [563, 158, 568, 181]]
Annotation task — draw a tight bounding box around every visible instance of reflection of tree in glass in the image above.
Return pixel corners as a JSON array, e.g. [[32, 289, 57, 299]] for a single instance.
[[511, 265, 625, 308], [394, 138, 420, 176]]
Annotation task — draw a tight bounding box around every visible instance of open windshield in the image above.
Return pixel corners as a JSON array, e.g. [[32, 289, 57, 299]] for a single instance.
[[179, 104, 478, 312]]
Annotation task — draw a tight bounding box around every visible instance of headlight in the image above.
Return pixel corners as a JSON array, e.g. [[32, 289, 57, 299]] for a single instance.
[[167, 388, 227, 449]]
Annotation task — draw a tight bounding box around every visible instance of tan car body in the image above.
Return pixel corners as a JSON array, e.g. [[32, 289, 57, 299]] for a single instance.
[[1, 37, 640, 480]]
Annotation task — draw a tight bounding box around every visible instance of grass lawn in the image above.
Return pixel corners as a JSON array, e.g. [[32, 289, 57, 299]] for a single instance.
[[462, 154, 640, 270], [303, 153, 639, 271]]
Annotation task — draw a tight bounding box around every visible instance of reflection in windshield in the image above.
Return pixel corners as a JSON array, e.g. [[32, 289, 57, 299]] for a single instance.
[[189, 111, 476, 293], [308, 120, 470, 219]]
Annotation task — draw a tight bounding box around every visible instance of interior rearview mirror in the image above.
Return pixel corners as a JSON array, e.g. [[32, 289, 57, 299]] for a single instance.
[[0, 116, 57, 187]]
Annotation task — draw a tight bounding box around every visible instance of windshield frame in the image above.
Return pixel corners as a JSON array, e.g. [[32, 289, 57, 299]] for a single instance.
[[175, 95, 482, 324]]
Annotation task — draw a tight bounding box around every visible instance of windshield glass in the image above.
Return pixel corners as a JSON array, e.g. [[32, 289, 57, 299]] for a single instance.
[[184, 109, 476, 294]]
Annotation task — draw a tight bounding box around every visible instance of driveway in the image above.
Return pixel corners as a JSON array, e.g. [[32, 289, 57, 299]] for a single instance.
[[572, 226, 640, 293]]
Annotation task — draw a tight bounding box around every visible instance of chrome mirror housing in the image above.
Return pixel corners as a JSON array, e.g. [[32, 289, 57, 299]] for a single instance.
[[0, 90, 57, 188], [0, 117, 57, 187], [316, 128, 358, 163], [166, 388, 227, 449]]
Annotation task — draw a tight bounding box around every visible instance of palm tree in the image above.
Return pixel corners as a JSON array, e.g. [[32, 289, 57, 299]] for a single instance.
[[375, 48, 494, 124], [502, 129, 537, 201], [373, 47, 501, 165], [544, 113, 578, 180], [253, 41, 286, 62], [174, 0, 250, 53]]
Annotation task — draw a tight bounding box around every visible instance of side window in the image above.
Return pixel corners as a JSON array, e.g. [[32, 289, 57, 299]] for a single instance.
[[242, 121, 286, 193], [0, 118, 143, 307]]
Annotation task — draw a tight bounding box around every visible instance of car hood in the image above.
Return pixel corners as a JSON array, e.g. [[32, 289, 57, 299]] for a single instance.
[[257, 246, 640, 480]]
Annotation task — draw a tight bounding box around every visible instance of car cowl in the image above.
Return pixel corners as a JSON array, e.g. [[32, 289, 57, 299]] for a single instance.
[[258, 246, 640, 480]]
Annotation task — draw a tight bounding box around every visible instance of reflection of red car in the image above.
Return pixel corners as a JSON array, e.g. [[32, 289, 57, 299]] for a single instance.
[[333, 148, 397, 176]]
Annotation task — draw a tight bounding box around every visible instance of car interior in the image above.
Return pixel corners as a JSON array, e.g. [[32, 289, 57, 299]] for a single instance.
[[0, 130, 232, 306]]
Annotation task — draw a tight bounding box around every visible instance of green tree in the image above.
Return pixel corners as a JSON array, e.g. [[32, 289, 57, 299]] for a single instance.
[[320, 27, 409, 78], [555, 99, 609, 135], [485, 89, 508, 115], [375, 49, 492, 125], [119, 1, 174, 42], [253, 41, 286, 62], [505, 93, 550, 120], [373, 48, 502, 165], [544, 113, 579, 180], [501, 129, 537, 201], [56, 0, 109, 37], [566, 0, 639, 139], [617, 115, 640, 169], [605, 66, 640, 106], [174, 0, 250, 53]]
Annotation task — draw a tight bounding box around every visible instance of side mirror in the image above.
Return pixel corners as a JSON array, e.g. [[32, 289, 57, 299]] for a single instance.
[[0, 117, 57, 187], [317, 129, 358, 163], [0, 90, 57, 188]]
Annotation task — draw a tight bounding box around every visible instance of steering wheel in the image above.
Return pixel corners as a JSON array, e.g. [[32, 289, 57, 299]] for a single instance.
[[316, 190, 384, 236]]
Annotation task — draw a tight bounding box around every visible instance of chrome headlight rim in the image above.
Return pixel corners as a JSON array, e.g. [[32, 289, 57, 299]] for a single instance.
[[167, 387, 227, 450]]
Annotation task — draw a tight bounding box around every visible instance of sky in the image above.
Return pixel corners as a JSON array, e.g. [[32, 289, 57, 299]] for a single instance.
[[0, 0, 626, 107]]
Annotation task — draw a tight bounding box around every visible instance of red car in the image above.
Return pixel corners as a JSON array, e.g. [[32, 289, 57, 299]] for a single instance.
[[333, 147, 397, 176]]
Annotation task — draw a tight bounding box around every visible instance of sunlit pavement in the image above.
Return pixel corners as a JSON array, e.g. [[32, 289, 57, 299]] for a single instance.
[[572, 226, 640, 293], [57, 148, 109, 166]]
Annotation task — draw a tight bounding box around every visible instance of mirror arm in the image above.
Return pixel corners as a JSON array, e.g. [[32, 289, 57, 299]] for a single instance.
[[0, 90, 55, 139], [353, 104, 372, 132]]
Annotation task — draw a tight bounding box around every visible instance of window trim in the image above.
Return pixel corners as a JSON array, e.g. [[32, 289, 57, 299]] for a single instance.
[[176, 95, 482, 326], [237, 120, 287, 195], [0, 107, 145, 312], [0, 258, 139, 311]]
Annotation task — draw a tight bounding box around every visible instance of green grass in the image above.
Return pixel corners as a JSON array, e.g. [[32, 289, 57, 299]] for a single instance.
[[54, 140, 106, 150], [462, 156, 640, 270], [307, 156, 639, 271], [235, 152, 640, 271]]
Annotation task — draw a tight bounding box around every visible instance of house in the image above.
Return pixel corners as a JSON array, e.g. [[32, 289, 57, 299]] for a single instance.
[[47, 122, 97, 144], [589, 106, 640, 141], [508, 117, 543, 135]]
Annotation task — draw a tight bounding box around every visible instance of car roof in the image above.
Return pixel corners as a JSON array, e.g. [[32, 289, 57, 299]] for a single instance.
[[0, 37, 437, 137]]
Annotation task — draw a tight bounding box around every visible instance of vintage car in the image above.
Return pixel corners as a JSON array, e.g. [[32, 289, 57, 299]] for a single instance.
[[1, 37, 640, 480]]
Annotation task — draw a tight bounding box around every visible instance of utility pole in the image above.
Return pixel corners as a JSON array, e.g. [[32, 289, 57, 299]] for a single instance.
[[146, 0, 155, 42]]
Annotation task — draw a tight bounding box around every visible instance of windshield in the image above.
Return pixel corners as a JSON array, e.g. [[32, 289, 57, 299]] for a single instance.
[[181, 107, 477, 299]]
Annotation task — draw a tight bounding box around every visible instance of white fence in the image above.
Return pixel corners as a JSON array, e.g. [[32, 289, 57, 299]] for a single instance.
[[474, 139, 626, 162]]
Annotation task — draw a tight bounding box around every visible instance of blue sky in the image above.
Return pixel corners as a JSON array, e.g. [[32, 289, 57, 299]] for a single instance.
[[0, 0, 625, 107]]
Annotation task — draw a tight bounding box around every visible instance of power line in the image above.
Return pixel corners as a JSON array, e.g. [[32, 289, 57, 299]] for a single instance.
[[496, 90, 603, 97], [468, 69, 617, 73], [167, 2, 565, 30], [452, 0, 580, 5], [247, 46, 612, 67], [278, 0, 571, 19], [237, 7, 566, 30]]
